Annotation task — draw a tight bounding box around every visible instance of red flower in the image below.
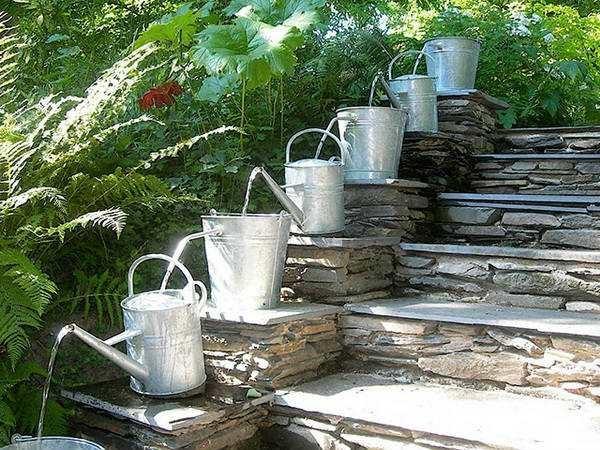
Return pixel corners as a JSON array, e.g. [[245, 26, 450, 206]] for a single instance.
[[139, 81, 184, 110]]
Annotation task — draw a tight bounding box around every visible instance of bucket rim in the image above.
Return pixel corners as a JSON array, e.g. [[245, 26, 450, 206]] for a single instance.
[[6, 436, 104, 449], [336, 106, 407, 115], [201, 212, 292, 219], [424, 36, 481, 46], [389, 74, 436, 81], [121, 289, 193, 312]]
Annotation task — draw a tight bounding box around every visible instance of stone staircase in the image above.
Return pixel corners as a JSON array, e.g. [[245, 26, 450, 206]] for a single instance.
[[60, 95, 600, 450], [266, 117, 600, 448]]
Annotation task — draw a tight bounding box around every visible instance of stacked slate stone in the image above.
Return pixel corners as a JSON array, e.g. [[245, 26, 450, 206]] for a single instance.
[[472, 156, 600, 194], [344, 180, 432, 238], [62, 379, 271, 450], [400, 132, 473, 192], [395, 246, 600, 312], [341, 315, 600, 402], [436, 204, 600, 249], [202, 315, 341, 389], [437, 96, 498, 152], [284, 241, 396, 305], [496, 127, 600, 154]]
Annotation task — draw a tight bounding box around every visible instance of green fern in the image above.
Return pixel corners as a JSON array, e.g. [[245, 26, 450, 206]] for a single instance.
[[0, 12, 24, 110], [0, 250, 57, 366]]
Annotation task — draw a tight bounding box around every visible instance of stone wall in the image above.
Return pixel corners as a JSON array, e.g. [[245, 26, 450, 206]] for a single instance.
[[472, 156, 600, 194], [395, 244, 600, 312], [495, 127, 600, 154], [202, 315, 341, 390], [436, 204, 600, 249], [284, 242, 396, 304], [341, 314, 600, 402], [344, 180, 432, 238], [401, 131, 473, 192]]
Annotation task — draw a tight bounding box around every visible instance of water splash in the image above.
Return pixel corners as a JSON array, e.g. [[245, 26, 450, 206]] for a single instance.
[[241, 167, 262, 215], [37, 325, 74, 439]]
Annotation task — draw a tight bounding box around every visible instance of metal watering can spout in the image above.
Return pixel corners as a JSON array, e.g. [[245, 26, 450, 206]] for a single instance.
[[251, 166, 306, 227], [68, 324, 149, 383], [369, 73, 403, 109]]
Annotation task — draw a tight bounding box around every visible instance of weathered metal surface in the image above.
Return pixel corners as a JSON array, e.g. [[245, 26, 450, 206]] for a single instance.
[[423, 37, 480, 91], [3, 437, 103, 450], [202, 212, 291, 311]]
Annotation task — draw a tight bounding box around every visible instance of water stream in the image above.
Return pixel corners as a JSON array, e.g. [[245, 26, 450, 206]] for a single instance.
[[241, 167, 262, 215], [37, 325, 73, 440]]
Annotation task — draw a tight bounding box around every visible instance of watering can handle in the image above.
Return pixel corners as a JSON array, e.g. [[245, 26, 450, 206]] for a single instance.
[[388, 50, 435, 79], [315, 116, 356, 159], [192, 280, 208, 309], [128, 254, 195, 297], [286, 128, 344, 164]]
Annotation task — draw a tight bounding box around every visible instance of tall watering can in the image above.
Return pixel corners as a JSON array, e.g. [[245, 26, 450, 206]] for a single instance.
[[387, 50, 438, 133], [422, 37, 480, 91], [250, 128, 345, 235], [161, 211, 292, 311], [68, 254, 208, 397]]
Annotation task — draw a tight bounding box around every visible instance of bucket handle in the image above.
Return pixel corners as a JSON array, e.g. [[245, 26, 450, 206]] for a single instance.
[[388, 50, 435, 79], [286, 128, 344, 164], [128, 254, 206, 305]]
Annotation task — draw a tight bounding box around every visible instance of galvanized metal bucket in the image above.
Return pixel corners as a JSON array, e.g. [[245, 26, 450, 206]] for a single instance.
[[3, 436, 104, 450], [423, 37, 480, 91], [70, 254, 208, 397], [202, 211, 292, 310], [285, 128, 345, 234], [388, 50, 438, 133], [324, 106, 407, 181]]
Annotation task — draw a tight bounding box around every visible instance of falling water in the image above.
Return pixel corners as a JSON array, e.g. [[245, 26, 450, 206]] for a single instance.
[[241, 167, 262, 215], [37, 325, 74, 440]]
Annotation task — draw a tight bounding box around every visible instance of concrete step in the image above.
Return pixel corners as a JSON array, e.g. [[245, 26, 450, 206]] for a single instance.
[[396, 242, 600, 312], [472, 153, 600, 194], [267, 372, 600, 450], [436, 193, 600, 249]]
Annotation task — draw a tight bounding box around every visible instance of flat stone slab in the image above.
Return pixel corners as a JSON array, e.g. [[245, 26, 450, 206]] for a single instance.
[[437, 89, 510, 110], [62, 378, 273, 433], [345, 298, 600, 338], [439, 200, 587, 213], [477, 153, 600, 160], [274, 373, 600, 450], [344, 178, 429, 189], [400, 242, 600, 263], [439, 192, 600, 204], [288, 235, 403, 248], [498, 125, 600, 134], [202, 302, 341, 325]]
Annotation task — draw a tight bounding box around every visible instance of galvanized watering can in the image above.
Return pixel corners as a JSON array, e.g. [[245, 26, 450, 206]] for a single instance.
[[422, 37, 480, 91], [320, 105, 407, 181], [3, 436, 104, 450], [387, 50, 438, 133], [161, 211, 292, 311], [68, 254, 208, 397], [250, 128, 345, 235]]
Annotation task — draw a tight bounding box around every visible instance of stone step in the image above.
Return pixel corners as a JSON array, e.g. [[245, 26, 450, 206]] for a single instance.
[[341, 298, 600, 402], [495, 126, 600, 155], [436, 193, 600, 249], [396, 242, 600, 312], [267, 372, 600, 449], [472, 152, 600, 194]]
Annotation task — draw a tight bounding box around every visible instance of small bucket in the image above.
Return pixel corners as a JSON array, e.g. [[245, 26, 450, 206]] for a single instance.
[[202, 211, 292, 310], [327, 106, 407, 181], [423, 37, 480, 91], [2, 437, 104, 450]]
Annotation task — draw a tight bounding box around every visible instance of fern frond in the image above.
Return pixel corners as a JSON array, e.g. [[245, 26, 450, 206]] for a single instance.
[[22, 207, 127, 241], [142, 126, 240, 168], [0, 187, 65, 213], [0, 13, 24, 110]]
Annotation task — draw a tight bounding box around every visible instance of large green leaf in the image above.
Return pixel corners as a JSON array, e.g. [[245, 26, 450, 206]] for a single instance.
[[134, 3, 212, 49], [197, 74, 240, 102], [224, 0, 325, 31]]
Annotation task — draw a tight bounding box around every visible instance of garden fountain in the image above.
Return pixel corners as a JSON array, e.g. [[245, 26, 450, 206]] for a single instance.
[[422, 37, 481, 91]]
